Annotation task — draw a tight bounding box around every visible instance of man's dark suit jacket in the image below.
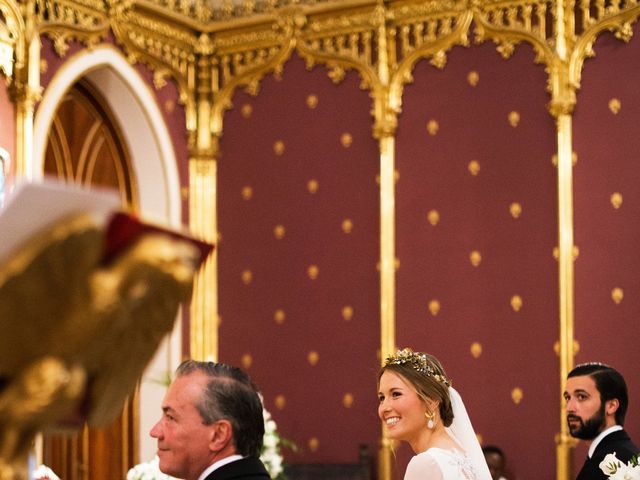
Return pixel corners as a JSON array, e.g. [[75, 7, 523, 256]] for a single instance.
[[577, 429, 639, 480], [204, 456, 271, 480]]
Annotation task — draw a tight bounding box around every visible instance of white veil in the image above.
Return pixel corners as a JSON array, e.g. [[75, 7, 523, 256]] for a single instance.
[[445, 387, 492, 480]]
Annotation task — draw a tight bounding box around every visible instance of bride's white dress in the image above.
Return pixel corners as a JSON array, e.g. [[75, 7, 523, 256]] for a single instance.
[[404, 448, 477, 480]]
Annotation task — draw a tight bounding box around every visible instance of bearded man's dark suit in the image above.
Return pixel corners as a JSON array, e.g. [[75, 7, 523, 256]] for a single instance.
[[204, 456, 271, 480], [576, 429, 639, 480]]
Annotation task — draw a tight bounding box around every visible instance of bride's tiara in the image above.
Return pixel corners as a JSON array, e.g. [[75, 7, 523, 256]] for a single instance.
[[384, 348, 451, 387]]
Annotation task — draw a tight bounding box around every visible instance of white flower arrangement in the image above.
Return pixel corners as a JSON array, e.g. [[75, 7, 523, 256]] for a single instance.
[[127, 456, 176, 480], [600, 453, 640, 479], [32, 465, 61, 480], [261, 407, 284, 479], [126, 407, 286, 480]]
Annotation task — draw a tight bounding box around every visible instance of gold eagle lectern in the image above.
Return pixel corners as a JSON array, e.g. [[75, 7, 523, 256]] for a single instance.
[[0, 183, 212, 480]]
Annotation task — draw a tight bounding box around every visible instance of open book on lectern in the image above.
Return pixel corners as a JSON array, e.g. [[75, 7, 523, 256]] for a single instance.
[[0, 179, 213, 267]]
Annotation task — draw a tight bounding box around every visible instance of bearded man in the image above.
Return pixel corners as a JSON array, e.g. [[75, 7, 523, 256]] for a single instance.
[[564, 363, 639, 480]]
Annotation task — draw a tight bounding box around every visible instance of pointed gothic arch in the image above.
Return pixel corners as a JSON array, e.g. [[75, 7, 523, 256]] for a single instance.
[[33, 44, 183, 466]]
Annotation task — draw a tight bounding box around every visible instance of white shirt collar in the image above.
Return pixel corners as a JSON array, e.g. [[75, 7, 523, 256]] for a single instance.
[[196, 455, 243, 480], [588, 425, 623, 458]]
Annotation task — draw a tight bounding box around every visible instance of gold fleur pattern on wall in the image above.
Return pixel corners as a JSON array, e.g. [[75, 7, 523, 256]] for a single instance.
[[40, 59, 48, 73], [395, 258, 400, 270], [612, 287, 624, 304], [552, 246, 580, 261], [510, 202, 522, 219], [275, 395, 286, 410], [241, 186, 253, 200], [306, 94, 318, 109], [241, 103, 253, 118], [164, 99, 175, 113], [308, 351, 319, 366], [428, 299, 441, 316], [181, 186, 189, 200], [469, 251, 482, 267], [552, 152, 578, 167], [611, 192, 623, 209], [342, 305, 353, 321], [342, 219, 353, 233], [467, 70, 479, 86], [511, 387, 523, 404], [274, 224, 285, 239], [343, 393, 354, 408], [273, 140, 285, 156], [428, 209, 440, 226], [241, 353, 252, 369], [308, 265, 319, 280], [307, 179, 319, 194], [508, 111, 520, 127], [274, 309, 285, 325], [608, 98, 621, 114], [426, 119, 439, 135], [216, 231, 222, 243], [242, 270, 253, 285], [468, 160, 480, 176], [341, 133, 353, 148], [511, 295, 523, 312], [470, 342, 482, 358], [308, 438, 319, 452], [553, 340, 580, 356], [375, 170, 400, 185]]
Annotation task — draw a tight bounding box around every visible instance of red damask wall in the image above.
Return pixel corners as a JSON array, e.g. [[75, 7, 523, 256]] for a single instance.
[[573, 26, 640, 466], [217, 54, 381, 465], [395, 41, 558, 480]]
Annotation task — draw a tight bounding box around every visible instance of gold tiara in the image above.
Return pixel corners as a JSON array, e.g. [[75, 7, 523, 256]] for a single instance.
[[384, 348, 451, 387]]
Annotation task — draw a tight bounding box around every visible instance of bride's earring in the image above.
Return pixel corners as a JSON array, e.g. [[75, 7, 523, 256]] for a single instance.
[[425, 411, 436, 429]]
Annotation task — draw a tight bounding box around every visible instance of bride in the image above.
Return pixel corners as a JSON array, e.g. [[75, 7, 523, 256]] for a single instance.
[[378, 348, 492, 480]]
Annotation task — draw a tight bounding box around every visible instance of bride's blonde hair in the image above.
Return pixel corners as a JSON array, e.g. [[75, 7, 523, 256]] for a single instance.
[[378, 348, 454, 427]]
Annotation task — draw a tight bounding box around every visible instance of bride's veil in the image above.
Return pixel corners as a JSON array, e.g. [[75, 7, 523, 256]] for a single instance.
[[446, 386, 493, 480]]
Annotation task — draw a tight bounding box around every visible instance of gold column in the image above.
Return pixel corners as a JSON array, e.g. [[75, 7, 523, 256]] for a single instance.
[[555, 111, 575, 480], [189, 53, 218, 361], [373, 4, 397, 480], [550, 3, 576, 479], [11, 0, 40, 179]]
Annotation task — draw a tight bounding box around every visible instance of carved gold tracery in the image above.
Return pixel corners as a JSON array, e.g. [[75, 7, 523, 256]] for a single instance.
[[3, 0, 640, 479]]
